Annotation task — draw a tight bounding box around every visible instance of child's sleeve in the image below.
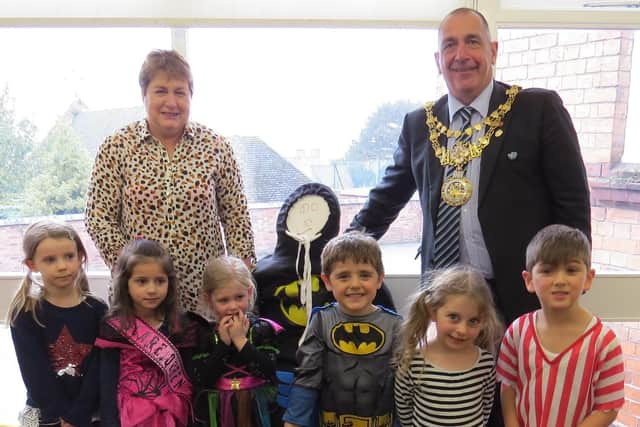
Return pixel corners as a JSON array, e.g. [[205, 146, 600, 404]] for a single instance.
[[291, 310, 325, 388], [10, 312, 70, 424], [282, 312, 325, 426], [496, 321, 519, 389], [65, 299, 109, 425], [394, 363, 415, 426], [188, 319, 231, 387], [235, 318, 279, 381], [483, 354, 497, 426], [592, 327, 625, 412]]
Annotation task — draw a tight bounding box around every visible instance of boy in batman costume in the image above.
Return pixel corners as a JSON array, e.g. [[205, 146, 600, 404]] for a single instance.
[[282, 231, 401, 427], [254, 183, 395, 422]]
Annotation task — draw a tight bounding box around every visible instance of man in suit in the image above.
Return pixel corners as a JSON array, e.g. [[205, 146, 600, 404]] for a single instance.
[[349, 7, 591, 326]]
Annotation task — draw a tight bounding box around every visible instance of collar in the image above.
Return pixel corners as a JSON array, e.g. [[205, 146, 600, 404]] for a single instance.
[[136, 119, 195, 142], [447, 80, 494, 121]]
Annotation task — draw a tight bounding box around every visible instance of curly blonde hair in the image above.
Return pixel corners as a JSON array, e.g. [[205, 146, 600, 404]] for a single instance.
[[395, 266, 503, 374]]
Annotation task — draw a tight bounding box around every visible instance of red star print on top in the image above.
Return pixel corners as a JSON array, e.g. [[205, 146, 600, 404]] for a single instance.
[[48, 325, 92, 376]]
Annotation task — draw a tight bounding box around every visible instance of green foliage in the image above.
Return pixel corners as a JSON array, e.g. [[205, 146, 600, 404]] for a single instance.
[[22, 118, 91, 216], [347, 164, 376, 187], [345, 99, 421, 161], [0, 86, 36, 206]]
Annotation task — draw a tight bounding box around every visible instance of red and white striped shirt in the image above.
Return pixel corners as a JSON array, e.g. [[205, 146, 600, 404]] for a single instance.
[[496, 312, 624, 427]]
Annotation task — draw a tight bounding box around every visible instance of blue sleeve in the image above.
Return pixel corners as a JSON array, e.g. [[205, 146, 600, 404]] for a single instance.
[[282, 385, 319, 427], [11, 311, 69, 424]]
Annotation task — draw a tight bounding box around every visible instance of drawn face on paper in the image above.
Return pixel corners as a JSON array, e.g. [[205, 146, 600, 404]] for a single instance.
[[286, 195, 330, 239]]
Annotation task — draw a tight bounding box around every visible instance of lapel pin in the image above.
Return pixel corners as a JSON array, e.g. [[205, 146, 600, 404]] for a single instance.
[[507, 152, 518, 160]]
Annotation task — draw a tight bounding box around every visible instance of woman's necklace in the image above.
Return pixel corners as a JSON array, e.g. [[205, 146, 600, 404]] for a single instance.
[[425, 85, 520, 206]]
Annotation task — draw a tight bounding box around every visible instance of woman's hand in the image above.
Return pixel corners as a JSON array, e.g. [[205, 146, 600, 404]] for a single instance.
[[228, 313, 249, 351]]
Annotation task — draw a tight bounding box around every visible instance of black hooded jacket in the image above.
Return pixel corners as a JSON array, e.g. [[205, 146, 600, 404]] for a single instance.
[[254, 183, 394, 371]]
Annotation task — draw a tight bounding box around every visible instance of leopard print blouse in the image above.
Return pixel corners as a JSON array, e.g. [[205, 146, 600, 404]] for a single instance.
[[86, 120, 255, 314]]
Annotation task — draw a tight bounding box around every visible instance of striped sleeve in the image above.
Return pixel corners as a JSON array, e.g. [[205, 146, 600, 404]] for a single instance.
[[593, 327, 625, 411], [496, 317, 521, 387], [483, 356, 497, 425], [394, 362, 415, 426]]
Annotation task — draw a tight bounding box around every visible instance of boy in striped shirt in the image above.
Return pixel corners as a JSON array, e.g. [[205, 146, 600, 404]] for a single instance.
[[496, 224, 625, 427]]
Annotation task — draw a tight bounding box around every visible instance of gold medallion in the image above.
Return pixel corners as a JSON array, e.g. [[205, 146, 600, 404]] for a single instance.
[[441, 170, 473, 206], [425, 85, 520, 207]]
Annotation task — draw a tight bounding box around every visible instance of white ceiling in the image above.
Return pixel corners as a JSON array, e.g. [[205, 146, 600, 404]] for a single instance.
[[501, 0, 640, 11], [0, 0, 638, 26]]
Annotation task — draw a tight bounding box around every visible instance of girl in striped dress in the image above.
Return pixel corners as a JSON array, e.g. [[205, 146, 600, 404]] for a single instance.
[[394, 266, 504, 426]]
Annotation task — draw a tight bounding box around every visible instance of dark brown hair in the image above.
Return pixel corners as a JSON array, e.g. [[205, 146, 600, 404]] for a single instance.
[[107, 239, 181, 334], [321, 231, 384, 277], [525, 224, 591, 271]]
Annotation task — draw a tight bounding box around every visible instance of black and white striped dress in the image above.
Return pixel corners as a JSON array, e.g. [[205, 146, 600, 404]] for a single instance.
[[394, 348, 496, 426]]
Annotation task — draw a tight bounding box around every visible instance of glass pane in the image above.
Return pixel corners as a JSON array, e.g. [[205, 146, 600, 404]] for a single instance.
[[189, 27, 438, 273], [0, 28, 171, 272], [496, 28, 640, 273]]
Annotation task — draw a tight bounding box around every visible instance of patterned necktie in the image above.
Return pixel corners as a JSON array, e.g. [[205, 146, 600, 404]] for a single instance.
[[433, 106, 475, 268]]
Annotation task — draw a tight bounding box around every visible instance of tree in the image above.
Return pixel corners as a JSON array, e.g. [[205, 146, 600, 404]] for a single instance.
[[0, 86, 36, 207], [341, 100, 421, 187], [345, 99, 421, 161], [22, 118, 92, 216]]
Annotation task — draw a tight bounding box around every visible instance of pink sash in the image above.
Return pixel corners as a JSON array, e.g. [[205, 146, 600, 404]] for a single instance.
[[105, 317, 192, 396]]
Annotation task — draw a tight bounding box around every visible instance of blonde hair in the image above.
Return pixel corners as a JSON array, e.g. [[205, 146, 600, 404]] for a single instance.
[[395, 266, 503, 374], [7, 220, 90, 326], [202, 255, 256, 311], [321, 231, 384, 277]]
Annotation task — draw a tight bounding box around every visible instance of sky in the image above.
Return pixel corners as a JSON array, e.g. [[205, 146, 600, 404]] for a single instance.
[[0, 27, 439, 160], [1, 27, 638, 161]]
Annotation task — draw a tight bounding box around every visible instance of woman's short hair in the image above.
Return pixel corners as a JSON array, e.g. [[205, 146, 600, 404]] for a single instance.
[[139, 49, 193, 96]]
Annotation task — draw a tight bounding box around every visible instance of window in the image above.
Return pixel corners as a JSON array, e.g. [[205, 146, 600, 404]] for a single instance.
[[188, 27, 439, 273], [0, 28, 170, 272], [496, 28, 640, 273], [1, 27, 436, 274]]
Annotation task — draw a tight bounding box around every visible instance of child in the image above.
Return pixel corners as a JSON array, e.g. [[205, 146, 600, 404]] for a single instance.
[[393, 266, 503, 426], [190, 255, 282, 426], [95, 239, 198, 427], [497, 224, 625, 427], [8, 220, 107, 427], [283, 231, 402, 427]]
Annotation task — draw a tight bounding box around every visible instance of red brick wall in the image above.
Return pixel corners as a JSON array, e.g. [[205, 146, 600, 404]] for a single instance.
[[0, 197, 422, 272]]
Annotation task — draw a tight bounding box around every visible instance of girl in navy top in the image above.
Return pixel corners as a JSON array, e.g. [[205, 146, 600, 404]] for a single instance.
[[8, 220, 107, 427]]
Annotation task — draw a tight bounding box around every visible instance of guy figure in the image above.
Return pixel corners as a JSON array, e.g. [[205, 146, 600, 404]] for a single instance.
[[283, 232, 401, 427], [349, 7, 591, 325]]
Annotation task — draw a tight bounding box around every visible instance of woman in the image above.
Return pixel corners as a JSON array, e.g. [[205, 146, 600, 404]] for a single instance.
[[86, 49, 255, 315]]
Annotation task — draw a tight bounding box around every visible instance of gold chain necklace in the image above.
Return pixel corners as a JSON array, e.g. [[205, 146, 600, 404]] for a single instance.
[[425, 85, 520, 206]]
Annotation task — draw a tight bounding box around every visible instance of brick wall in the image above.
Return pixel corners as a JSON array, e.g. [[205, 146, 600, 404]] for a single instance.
[[0, 198, 422, 272], [496, 28, 640, 426]]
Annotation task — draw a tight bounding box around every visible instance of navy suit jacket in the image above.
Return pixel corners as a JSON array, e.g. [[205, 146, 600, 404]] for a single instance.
[[350, 80, 591, 323]]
